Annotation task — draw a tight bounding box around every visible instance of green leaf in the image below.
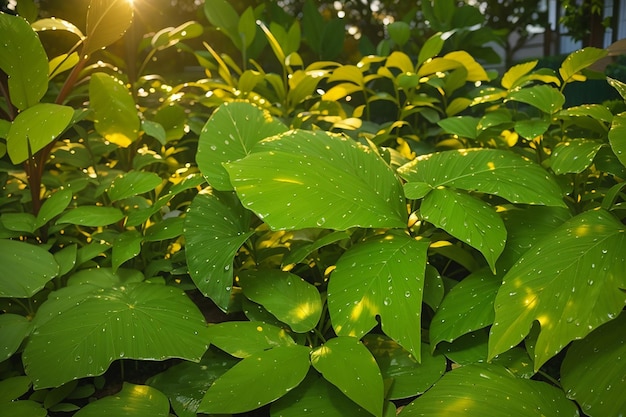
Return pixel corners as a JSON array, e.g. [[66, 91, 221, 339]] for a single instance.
[[0, 375, 32, 402], [151, 21, 203, 49], [0, 314, 32, 361], [387, 22, 410, 47], [559, 103, 614, 124], [506, 85, 565, 114], [561, 314, 626, 416], [152, 104, 186, 141], [90, 73, 140, 148], [363, 335, 445, 400], [400, 364, 578, 416], [0, 401, 46, 417], [23, 282, 209, 389], [514, 118, 550, 140], [238, 7, 257, 49], [417, 32, 444, 66], [141, 120, 166, 144], [34, 188, 72, 229], [239, 270, 323, 333], [207, 321, 295, 358], [398, 148, 565, 207], [143, 217, 184, 242], [423, 265, 444, 310], [74, 383, 169, 417], [107, 171, 162, 201], [311, 337, 384, 417], [0, 213, 36, 233], [421, 188, 506, 271], [430, 269, 500, 348], [82, 0, 133, 56], [609, 111, 626, 167], [559, 47, 608, 83], [550, 139, 604, 174], [147, 350, 238, 417], [198, 345, 311, 414], [204, 0, 240, 48], [403, 182, 433, 200], [7, 103, 74, 164], [197, 102, 287, 191], [283, 230, 350, 266], [56, 206, 124, 227], [112, 230, 142, 271], [489, 209, 626, 370], [0, 239, 58, 298], [226, 130, 406, 230], [608, 76, 626, 100], [0, 13, 48, 110], [328, 234, 428, 360], [501, 61, 537, 89], [183, 190, 253, 310], [32, 17, 85, 39], [437, 116, 479, 139], [49, 52, 80, 79]]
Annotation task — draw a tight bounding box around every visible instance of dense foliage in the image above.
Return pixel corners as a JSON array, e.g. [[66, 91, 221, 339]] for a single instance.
[[1, 0, 625, 416]]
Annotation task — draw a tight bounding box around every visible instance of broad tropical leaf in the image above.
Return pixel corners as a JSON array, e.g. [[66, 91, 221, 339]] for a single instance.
[[608, 112, 626, 167], [225, 130, 406, 230], [328, 234, 428, 360], [207, 321, 295, 358], [239, 270, 323, 332], [183, 190, 253, 310], [398, 148, 565, 207], [399, 364, 578, 416], [82, 0, 133, 56], [23, 282, 210, 389], [489, 209, 626, 370], [430, 269, 500, 348], [73, 383, 169, 417], [561, 313, 626, 417], [363, 335, 445, 400], [0, 314, 32, 361], [311, 337, 384, 417], [0, 239, 58, 298], [107, 171, 163, 201], [550, 139, 604, 174], [0, 13, 48, 110], [196, 102, 287, 190], [420, 188, 506, 271], [198, 345, 311, 414]]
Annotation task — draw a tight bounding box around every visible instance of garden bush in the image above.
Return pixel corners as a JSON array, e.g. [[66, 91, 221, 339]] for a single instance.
[[0, 0, 625, 416]]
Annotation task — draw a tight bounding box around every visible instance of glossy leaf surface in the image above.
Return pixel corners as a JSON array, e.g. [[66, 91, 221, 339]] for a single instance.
[[0, 314, 32, 361], [74, 383, 169, 417], [328, 234, 428, 360], [226, 130, 406, 230], [207, 321, 295, 358], [550, 139, 603, 174], [0, 239, 58, 298], [56, 206, 124, 227], [608, 112, 626, 167], [107, 171, 162, 202], [82, 0, 133, 56]]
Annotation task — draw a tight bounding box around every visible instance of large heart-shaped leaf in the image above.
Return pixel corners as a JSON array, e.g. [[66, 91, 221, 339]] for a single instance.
[[7, 103, 74, 164], [430, 269, 500, 348], [0, 239, 58, 298], [0, 13, 48, 110], [420, 188, 506, 271], [197, 102, 287, 190], [207, 321, 295, 358], [225, 130, 407, 230], [239, 270, 323, 332], [198, 345, 311, 414], [328, 233, 428, 360], [183, 190, 253, 310], [489, 209, 626, 370], [399, 364, 578, 416], [398, 148, 565, 207], [23, 282, 210, 389], [561, 314, 626, 416], [311, 337, 384, 417], [73, 383, 169, 417], [82, 0, 133, 56]]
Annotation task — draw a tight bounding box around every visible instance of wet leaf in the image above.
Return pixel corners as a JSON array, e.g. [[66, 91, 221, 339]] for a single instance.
[[0, 314, 33, 361], [82, 0, 133, 56], [74, 383, 169, 417], [107, 171, 162, 202], [550, 139, 604, 174], [207, 321, 295, 358], [56, 206, 124, 227], [0, 239, 58, 298]]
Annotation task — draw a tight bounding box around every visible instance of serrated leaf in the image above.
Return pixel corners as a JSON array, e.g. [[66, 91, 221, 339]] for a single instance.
[[550, 139, 603, 174], [239, 270, 322, 333], [0, 314, 32, 361], [398, 148, 565, 207], [400, 364, 578, 417], [501, 61, 537, 89], [609, 111, 626, 167], [35, 188, 72, 229], [7, 103, 74, 164], [198, 345, 311, 414], [559, 47, 607, 83], [183, 190, 253, 310], [226, 130, 406, 230], [74, 383, 169, 417], [82, 0, 133, 56], [311, 337, 384, 417], [489, 209, 626, 370], [363, 335, 445, 400], [0, 239, 58, 298], [197, 102, 287, 190], [56, 206, 124, 227], [107, 171, 162, 201], [421, 188, 506, 271], [207, 321, 295, 358], [23, 282, 210, 389], [506, 85, 565, 114], [328, 234, 428, 360], [90, 73, 139, 148], [561, 314, 626, 417], [430, 269, 500, 348], [0, 13, 48, 110]]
